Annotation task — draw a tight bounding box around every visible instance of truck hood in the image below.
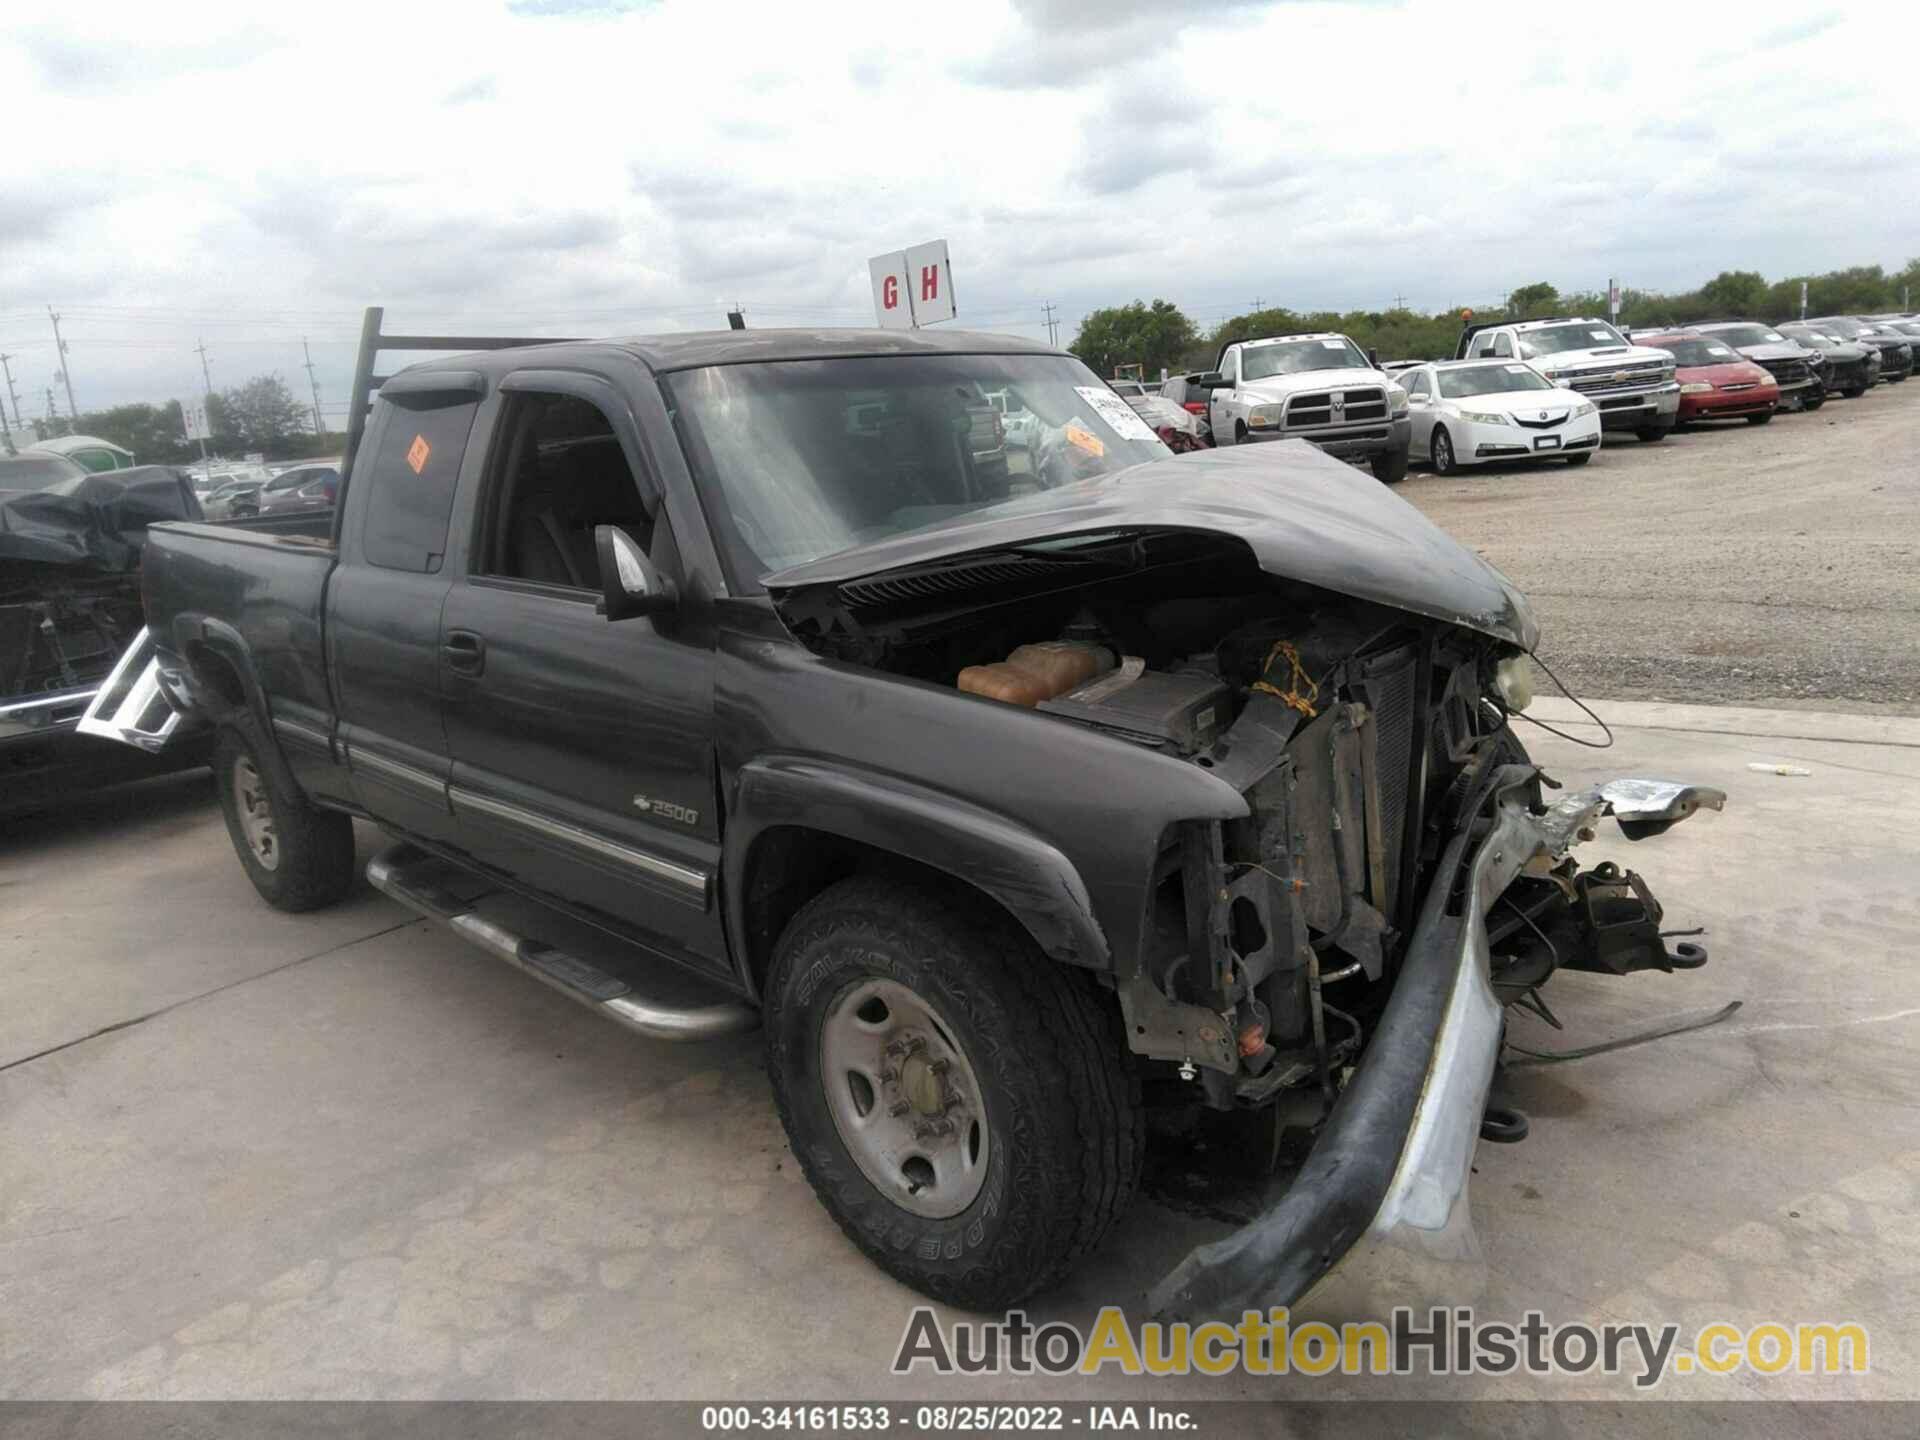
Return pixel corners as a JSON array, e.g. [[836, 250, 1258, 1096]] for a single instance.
[[763, 442, 1538, 649], [1235, 367, 1394, 403], [1530, 343, 1673, 373]]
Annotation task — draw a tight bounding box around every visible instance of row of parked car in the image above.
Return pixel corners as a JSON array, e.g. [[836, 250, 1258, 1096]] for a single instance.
[[1125, 311, 1916, 477]]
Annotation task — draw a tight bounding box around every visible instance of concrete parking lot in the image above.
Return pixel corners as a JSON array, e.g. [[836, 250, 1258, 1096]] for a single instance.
[[4, 391, 1918, 1406], [4, 695, 1917, 1404], [1405, 382, 1920, 714]]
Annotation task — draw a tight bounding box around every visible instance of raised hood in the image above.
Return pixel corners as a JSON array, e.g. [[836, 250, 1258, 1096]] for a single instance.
[[763, 441, 1538, 648]]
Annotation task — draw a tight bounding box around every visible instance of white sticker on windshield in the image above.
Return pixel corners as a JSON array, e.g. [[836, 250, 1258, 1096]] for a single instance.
[[1505, 363, 1530, 374], [1077, 386, 1158, 443], [1589, 329, 1613, 341], [1320, 339, 1346, 349], [1708, 345, 1734, 357]]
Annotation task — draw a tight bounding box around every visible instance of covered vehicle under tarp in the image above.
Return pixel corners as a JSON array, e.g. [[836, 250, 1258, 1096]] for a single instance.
[[0, 464, 200, 572]]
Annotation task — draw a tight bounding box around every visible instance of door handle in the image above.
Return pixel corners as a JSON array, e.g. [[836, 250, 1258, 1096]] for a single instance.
[[442, 630, 486, 676]]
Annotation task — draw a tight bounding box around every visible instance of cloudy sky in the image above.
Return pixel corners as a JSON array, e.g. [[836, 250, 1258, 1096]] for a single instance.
[[3, 0, 1916, 422]]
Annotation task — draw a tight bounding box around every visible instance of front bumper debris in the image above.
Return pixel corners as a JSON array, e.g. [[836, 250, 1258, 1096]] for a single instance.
[[1148, 768, 1724, 1324]]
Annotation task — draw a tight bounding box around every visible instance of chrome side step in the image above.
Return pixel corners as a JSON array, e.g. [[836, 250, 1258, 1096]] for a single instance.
[[367, 843, 758, 1043]]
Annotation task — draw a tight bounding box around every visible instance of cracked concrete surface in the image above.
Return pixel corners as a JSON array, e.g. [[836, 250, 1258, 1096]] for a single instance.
[[2, 701, 1917, 1403]]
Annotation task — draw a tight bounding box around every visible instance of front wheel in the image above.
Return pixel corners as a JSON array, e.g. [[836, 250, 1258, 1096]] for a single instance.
[[1430, 426, 1457, 475], [1746, 411, 1774, 425], [1844, 386, 1867, 399], [1370, 447, 1409, 484], [1803, 394, 1826, 412], [1636, 424, 1671, 443], [1564, 452, 1592, 467], [765, 876, 1142, 1310], [215, 725, 356, 911]]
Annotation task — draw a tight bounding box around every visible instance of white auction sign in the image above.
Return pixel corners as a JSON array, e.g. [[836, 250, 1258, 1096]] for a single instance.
[[868, 239, 955, 328], [180, 400, 209, 442]]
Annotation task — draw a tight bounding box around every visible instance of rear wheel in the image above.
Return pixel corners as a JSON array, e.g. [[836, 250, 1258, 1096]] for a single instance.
[[765, 876, 1142, 1310], [1746, 411, 1774, 425], [1564, 452, 1592, 467], [215, 725, 356, 911], [1635, 424, 1670, 443], [1430, 426, 1457, 474], [1370, 447, 1409, 484], [1803, 393, 1826, 412], [1844, 386, 1867, 399]]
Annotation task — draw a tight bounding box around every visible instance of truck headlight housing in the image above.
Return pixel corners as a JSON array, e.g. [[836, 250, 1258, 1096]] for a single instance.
[[1494, 654, 1534, 711], [1247, 405, 1282, 429], [1388, 386, 1409, 416], [1573, 399, 1597, 417]]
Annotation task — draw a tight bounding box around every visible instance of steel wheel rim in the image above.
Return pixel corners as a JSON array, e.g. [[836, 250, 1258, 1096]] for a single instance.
[[233, 755, 279, 871], [819, 977, 989, 1219]]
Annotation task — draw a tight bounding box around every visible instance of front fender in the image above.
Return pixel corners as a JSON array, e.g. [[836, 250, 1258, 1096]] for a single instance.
[[725, 754, 1109, 976]]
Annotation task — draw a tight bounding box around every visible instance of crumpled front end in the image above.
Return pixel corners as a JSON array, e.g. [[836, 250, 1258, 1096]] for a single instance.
[[1149, 769, 1724, 1324]]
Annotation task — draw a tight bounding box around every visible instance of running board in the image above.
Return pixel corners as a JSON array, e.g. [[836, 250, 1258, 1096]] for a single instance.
[[367, 843, 758, 1043]]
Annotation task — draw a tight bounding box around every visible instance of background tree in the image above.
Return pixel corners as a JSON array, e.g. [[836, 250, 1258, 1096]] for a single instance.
[[67, 402, 195, 464], [1069, 300, 1197, 378], [1507, 281, 1559, 316], [209, 374, 309, 454]]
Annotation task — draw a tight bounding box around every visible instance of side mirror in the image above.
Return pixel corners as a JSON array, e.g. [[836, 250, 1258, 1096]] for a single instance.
[[1367, 348, 1380, 368], [1197, 372, 1228, 390], [595, 524, 677, 621]]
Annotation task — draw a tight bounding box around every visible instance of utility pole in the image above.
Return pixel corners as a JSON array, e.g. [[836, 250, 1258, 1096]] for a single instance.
[[1041, 302, 1059, 348], [1251, 296, 1265, 312], [48, 307, 79, 424], [45, 386, 60, 438], [0, 352, 22, 435], [195, 338, 214, 398], [1391, 292, 1409, 311], [301, 338, 325, 436]]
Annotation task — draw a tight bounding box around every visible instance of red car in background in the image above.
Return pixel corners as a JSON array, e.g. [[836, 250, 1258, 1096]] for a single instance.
[[1638, 330, 1780, 425]]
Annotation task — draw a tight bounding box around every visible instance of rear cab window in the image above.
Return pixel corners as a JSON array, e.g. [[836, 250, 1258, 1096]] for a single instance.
[[361, 395, 482, 572]]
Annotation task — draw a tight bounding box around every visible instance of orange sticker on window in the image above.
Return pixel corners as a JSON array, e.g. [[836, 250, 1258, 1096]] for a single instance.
[[406, 435, 431, 474], [1065, 421, 1105, 458]]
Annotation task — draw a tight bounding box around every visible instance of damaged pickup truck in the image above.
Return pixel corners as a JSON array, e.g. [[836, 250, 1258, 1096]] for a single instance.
[[95, 312, 1723, 1317], [2, 452, 208, 814]]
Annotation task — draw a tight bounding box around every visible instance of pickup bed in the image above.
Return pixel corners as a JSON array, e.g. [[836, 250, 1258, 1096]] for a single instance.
[[108, 311, 1725, 1318]]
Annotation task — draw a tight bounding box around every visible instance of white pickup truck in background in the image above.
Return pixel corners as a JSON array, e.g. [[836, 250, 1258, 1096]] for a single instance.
[[1454, 317, 1680, 442], [1205, 332, 1411, 482]]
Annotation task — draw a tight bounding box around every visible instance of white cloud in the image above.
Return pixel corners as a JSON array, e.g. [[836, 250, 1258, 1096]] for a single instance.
[[0, 0, 1915, 417]]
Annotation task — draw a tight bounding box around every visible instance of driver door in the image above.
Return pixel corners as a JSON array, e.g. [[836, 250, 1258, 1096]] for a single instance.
[[1209, 349, 1240, 443]]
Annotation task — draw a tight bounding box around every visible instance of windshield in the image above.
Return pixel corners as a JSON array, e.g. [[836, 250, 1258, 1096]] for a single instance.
[[1241, 338, 1369, 381], [1515, 323, 1629, 358], [1811, 318, 1869, 338], [0, 454, 87, 491], [663, 353, 1171, 589], [1437, 364, 1553, 398], [1655, 338, 1743, 366]]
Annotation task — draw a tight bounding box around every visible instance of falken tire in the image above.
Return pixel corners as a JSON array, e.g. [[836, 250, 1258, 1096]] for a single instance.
[[765, 875, 1143, 1310], [1370, 446, 1410, 484], [214, 723, 356, 912]]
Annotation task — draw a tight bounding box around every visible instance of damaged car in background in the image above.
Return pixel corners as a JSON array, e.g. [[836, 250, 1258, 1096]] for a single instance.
[[1, 452, 211, 814], [94, 317, 1724, 1319]]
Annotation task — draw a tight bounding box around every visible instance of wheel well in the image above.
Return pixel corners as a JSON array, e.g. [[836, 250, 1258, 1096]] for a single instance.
[[185, 643, 247, 716], [738, 826, 1038, 1002]]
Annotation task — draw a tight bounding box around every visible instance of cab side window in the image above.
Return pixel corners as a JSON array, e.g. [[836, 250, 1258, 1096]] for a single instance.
[[475, 391, 657, 591], [1405, 371, 1429, 398], [363, 397, 481, 572]]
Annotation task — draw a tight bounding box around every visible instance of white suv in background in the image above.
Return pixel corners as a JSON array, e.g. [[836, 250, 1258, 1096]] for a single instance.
[[1453, 317, 1679, 442], [1397, 359, 1602, 473]]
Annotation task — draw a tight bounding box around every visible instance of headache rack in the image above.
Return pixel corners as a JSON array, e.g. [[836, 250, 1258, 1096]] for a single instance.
[[334, 305, 579, 544]]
